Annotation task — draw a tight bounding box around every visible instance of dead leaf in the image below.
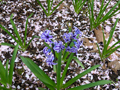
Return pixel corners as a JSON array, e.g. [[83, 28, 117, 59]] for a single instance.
[[94, 25, 103, 43], [108, 60, 120, 74], [102, 63, 106, 69], [83, 38, 93, 46]]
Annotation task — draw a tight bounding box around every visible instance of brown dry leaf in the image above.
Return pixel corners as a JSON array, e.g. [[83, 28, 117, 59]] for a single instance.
[[90, 43, 98, 53], [83, 38, 93, 46], [58, 3, 64, 10], [102, 63, 106, 69], [94, 25, 112, 43], [108, 52, 118, 61], [83, 38, 98, 52], [108, 60, 120, 74], [94, 25, 103, 43], [58, 1, 69, 10]]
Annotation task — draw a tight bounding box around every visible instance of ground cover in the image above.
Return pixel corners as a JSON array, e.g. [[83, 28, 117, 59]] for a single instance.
[[0, 0, 120, 90]]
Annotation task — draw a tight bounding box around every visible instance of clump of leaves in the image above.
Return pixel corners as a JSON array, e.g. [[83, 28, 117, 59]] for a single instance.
[[96, 18, 120, 62], [88, 0, 120, 30], [0, 13, 39, 51]]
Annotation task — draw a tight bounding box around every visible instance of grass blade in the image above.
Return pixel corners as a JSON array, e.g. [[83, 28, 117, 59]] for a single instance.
[[96, 0, 110, 23], [100, 1, 120, 23], [36, 0, 48, 15], [62, 65, 100, 89], [1, 43, 15, 48], [0, 60, 7, 86], [47, 0, 50, 14], [0, 24, 19, 43], [50, 0, 64, 15], [91, 0, 94, 26], [57, 51, 62, 90], [60, 53, 74, 86], [24, 13, 33, 46], [9, 44, 19, 85], [72, 56, 84, 69], [24, 35, 39, 51], [67, 80, 111, 90], [105, 46, 120, 58], [107, 40, 120, 53], [10, 14, 22, 45], [38, 87, 47, 90], [106, 18, 118, 48], [6, 59, 9, 84], [102, 28, 107, 56], [96, 43, 102, 60], [77, 0, 86, 14]]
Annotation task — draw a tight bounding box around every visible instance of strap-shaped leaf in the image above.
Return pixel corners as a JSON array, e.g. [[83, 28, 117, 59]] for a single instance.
[[0, 24, 19, 43], [100, 0, 120, 23], [36, 0, 48, 15], [107, 40, 120, 53], [50, 0, 64, 15], [60, 53, 74, 86], [6, 59, 9, 84], [67, 80, 111, 90], [106, 19, 118, 48], [72, 56, 84, 69], [62, 65, 100, 89], [96, 0, 111, 23], [24, 35, 40, 51], [24, 13, 33, 46], [96, 43, 101, 59], [10, 14, 22, 45], [38, 87, 47, 90], [9, 44, 19, 85], [0, 60, 7, 86], [1, 43, 15, 48], [20, 56, 56, 87], [57, 51, 62, 90]]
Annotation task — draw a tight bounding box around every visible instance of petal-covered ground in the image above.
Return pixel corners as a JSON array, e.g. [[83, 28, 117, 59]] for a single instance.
[[0, 0, 120, 90]]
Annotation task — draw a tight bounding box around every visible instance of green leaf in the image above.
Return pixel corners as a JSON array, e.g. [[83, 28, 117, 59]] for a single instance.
[[67, 80, 111, 90], [63, 51, 69, 60], [107, 40, 120, 53], [44, 42, 52, 49], [10, 14, 22, 45], [47, 0, 51, 14], [9, 44, 19, 85], [0, 60, 7, 86], [57, 51, 62, 90], [50, 0, 64, 16], [96, 43, 102, 60], [20, 56, 56, 88], [106, 18, 118, 48], [6, 59, 9, 84], [24, 13, 33, 46], [100, 1, 120, 23], [0, 24, 19, 43], [55, 51, 59, 59], [1, 43, 15, 48], [72, 56, 84, 69], [24, 35, 40, 51], [60, 53, 74, 86], [36, 0, 48, 15], [62, 65, 100, 89], [96, 0, 111, 23], [38, 87, 47, 90], [105, 45, 120, 59]]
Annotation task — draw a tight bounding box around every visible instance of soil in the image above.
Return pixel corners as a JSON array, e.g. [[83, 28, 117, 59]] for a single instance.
[[0, 0, 120, 90]]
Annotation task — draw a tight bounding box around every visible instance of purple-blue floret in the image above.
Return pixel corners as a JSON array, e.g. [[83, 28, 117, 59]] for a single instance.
[[46, 54, 57, 66], [41, 30, 53, 43], [53, 41, 65, 53]]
